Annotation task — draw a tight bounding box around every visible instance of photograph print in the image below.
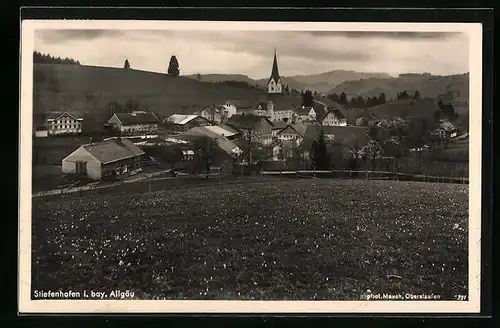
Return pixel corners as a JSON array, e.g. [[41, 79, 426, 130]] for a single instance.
[[19, 20, 482, 313]]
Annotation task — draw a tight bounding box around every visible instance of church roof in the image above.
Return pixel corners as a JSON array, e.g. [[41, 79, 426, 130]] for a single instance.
[[268, 50, 281, 85]]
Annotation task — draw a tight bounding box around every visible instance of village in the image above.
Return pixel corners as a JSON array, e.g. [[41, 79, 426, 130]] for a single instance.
[[32, 50, 465, 193]]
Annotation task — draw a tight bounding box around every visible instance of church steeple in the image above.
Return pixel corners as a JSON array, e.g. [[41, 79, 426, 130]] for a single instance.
[[267, 49, 283, 94]]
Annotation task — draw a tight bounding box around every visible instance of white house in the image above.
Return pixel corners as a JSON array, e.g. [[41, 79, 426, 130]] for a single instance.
[[45, 111, 84, 135], [62, 137, 145, 181], [198, 105, 225, 124], [223, 100, 254, 118], [321, 109, 347, 126], [107, 111, 160, 134], [295, 106, 317, 123]]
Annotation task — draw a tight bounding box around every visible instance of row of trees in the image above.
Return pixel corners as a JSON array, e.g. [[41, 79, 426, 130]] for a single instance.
[[327, 92, 387, 108], [33, 51, 81, 65], [122, 55, 180, 76]]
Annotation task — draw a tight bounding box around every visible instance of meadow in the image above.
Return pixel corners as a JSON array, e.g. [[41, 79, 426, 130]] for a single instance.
[[31, 179, 469, 300]]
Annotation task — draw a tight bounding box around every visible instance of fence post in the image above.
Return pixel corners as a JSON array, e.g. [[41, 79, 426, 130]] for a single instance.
[[349, 169, 352, 179], [365, 169, 368, 180]]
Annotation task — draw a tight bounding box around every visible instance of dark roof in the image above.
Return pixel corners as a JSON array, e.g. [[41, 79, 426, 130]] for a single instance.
[[437, 121, 457, 132], [226, 114, 273, 130], [277, 123, 308, 137], [295, 106, 315, 115], [77, 138, 145, 164], [225, 99, 254, 108], [301, 125, 369, 150], [45, 111, 84, 120], [267, 51, 281, 85], [323, 109, 345, 120], [259, 94, 301, 111], [271, 121, 288, 130], [113, 111, 160, 125], [314, 98, 345, 110]]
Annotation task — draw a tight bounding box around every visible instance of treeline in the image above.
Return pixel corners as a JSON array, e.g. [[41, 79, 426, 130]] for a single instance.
[[327, 92, 387, 108], [216, 80, 265, 91], [33, 51, 81, 65]]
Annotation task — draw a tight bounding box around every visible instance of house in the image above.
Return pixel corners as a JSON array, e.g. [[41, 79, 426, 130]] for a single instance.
[[61, 137, 146, 181], [321, 109, 347, 126], [295, 106, 317, 123], [430, 121, 458, 140], [177, 127, 243, 158], [271, 121, 288, 137], [223, 99, 254, 118], [203, 124, 241, 140], [198, 105, 226, 124], [164, 114, 210, 130], [107, 111, 160, 134], [300, 125, 369, 158], [44, 111, 84, 136], [276, 123, 308, 145], [226, 114, 274, 145]]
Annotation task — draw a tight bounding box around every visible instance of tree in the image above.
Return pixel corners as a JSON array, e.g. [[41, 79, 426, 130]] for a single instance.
[[192, 136, 220, 178], [378, 92, 386, 104], [302, 90, 314, 107], [167, 55, 180, 76], [413, 90, 421, 99], [124, 59, 130, 69], [339, 92, 348, 105], [310, 128, 331, 170], [195, 73, 201, 80]]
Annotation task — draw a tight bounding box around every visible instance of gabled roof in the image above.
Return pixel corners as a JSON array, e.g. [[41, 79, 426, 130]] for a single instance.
[[301, 125, 369, 150], [314, 98, 345, 110], [226, 114, 273, 130], [323, 109, 345, 120], [271, 121, 288, 130], [204, 125, 239, 137], [166, 114, 200, 125], [45, 111, 84, 121], [258, 94, 301, 111], [295, 106, 316, 115], [177, 127, 241, 156], [74, 138, 145, 165], [277, 123, 308, 137], [437, 121, 457, 132], [113, 111, 160, 125]]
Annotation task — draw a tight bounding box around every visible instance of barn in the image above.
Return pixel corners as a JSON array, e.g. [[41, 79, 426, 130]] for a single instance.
[[61, 137, 146, 181]]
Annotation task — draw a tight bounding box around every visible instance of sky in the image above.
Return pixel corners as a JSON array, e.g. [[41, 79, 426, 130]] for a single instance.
[[34, 29, 469, 79]]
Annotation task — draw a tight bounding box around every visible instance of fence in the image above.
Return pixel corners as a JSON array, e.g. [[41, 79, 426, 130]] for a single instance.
[[260, 169, 469, 184]]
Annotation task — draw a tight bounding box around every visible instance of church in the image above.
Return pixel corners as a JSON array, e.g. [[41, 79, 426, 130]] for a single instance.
[[267, 49, 283, 94], [253, 50, 299, 123]]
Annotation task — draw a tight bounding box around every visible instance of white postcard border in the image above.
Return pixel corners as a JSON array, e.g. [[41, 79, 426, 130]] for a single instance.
[[19, 20, 483, 314]]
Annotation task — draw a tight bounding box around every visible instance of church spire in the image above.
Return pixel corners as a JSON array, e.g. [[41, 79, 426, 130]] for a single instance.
[[267, 48, 283, 94], [270, 48, 280, 83]]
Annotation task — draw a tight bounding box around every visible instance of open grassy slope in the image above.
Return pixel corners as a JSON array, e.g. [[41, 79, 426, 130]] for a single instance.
[[33, 64, 266, 123], [32, 179, 468, 300]]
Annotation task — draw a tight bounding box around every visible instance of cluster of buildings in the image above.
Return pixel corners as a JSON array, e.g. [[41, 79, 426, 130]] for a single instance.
[[35, 50, 460, 181]]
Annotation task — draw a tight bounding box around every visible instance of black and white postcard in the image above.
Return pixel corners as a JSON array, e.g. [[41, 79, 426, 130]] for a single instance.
[[19, 20, 482, 313]]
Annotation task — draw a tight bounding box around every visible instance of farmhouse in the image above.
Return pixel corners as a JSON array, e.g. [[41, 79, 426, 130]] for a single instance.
[[300, 125, 369, 157], [223, 99, 254, 118], [177, 127, 243, 158], [295, 106, 317, 123], [61, 137, 146, 181], [277, 123, 308, 144], [45, 111, 84, 136], [271, 121, 288, 137], [198, 105, 226, 124], [107, 111, 160, 134], [226, 114, 274, 145], [321, 109, 347, 126], [430, 121, 458, 140], [165, 114, 210, 130]]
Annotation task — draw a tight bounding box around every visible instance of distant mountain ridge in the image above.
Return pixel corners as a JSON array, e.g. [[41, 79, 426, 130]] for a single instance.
[[329, 73, 469, 103]]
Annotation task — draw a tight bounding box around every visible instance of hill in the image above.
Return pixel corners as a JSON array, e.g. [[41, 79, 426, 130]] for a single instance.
[[185, 70, 391, 94], [268, 70, 392, 94], [328, 73, 469, 103], [342, 98, 441, 125], [33, 64, 267, 128]]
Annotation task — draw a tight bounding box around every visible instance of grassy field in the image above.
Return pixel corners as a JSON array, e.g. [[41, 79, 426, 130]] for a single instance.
[[33, 63, 267, 120], [32, 179, 468, 300]]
